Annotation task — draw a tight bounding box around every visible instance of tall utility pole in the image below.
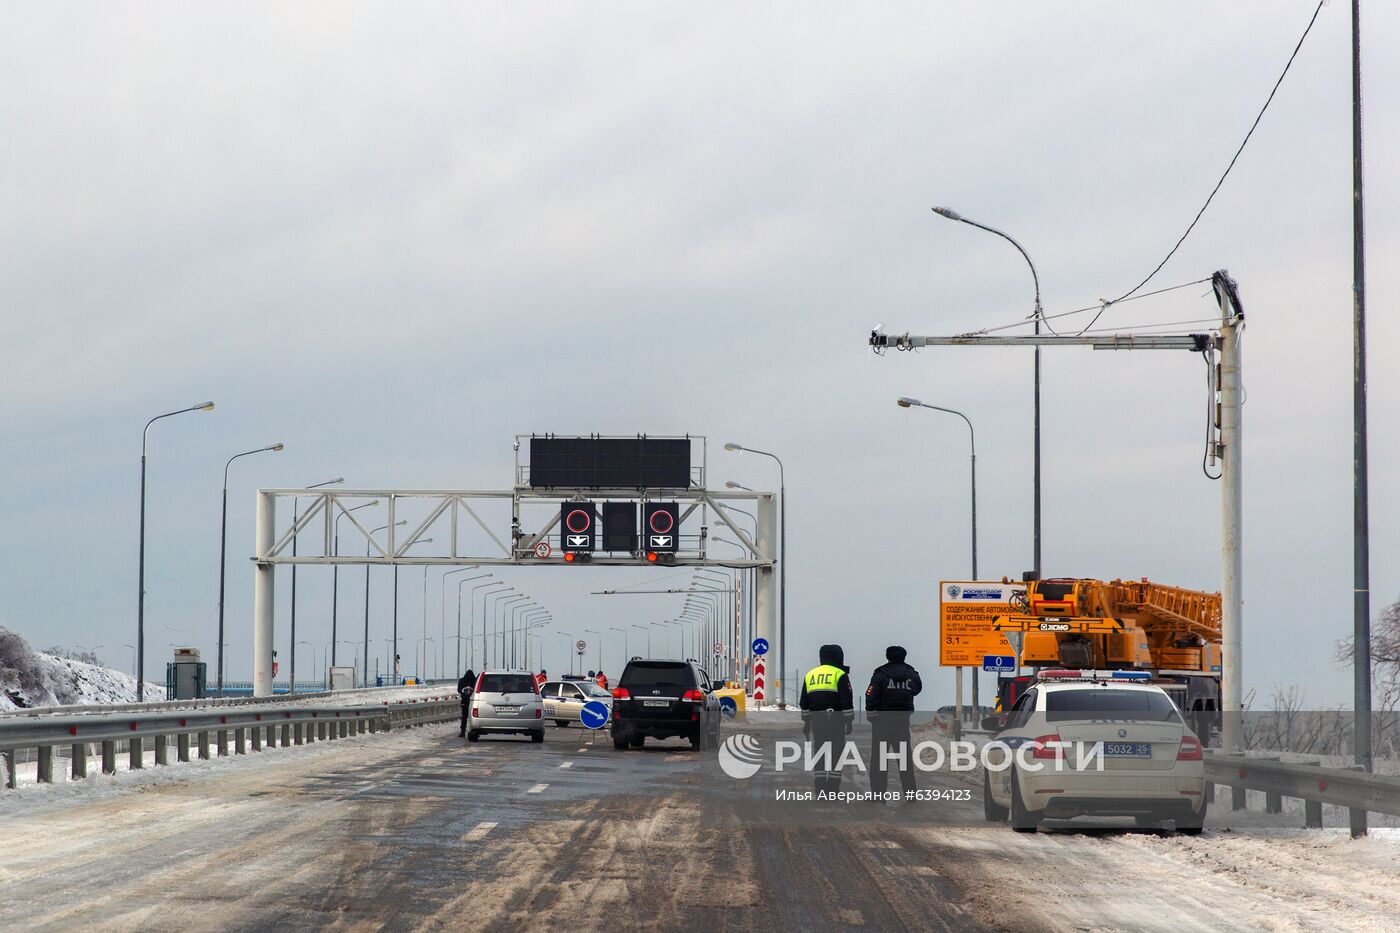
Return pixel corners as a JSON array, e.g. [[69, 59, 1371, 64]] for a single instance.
[[1350, 0, 1372, 838], [870, 270, 1244, 749]]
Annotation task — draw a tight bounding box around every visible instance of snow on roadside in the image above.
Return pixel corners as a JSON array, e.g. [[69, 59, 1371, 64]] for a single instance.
[[0, 625, 164, 709]]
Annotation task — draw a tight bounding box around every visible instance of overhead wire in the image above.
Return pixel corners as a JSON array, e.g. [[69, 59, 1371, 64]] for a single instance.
[[1102, 0, 1326, 307], [957, 277, 1211, 337]]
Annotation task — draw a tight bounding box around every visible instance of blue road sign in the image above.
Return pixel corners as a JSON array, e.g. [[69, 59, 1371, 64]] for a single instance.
[[719, 695, 738, 720], [751, 637, 770, 656], [982, 655, 1016, 673], [580, 700, 610, 730]]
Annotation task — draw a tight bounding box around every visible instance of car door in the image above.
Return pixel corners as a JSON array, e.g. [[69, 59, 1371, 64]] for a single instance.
[[558, 683, 586, 722], [540, 682, 560, 717], [991, 688, 1038, 803]]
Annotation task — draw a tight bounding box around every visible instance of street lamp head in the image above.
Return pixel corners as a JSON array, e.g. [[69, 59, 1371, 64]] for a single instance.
[[932, 206, 963, 222], [897, 397, 920, 408], [723, 443, 742, 452], [195, 401, 216, 412], [724, 481, 749, 490], [268, 443, 285, 452]]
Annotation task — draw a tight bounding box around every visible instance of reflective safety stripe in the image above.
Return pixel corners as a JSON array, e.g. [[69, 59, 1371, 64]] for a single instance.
[[804, 665, 845, 693]]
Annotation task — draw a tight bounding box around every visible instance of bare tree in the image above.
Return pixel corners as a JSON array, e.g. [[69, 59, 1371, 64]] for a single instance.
[[1337, 593, 1400, 760]]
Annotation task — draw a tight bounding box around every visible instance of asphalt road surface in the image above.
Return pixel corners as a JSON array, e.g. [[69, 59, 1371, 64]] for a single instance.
[[2, 717, 1397, 932]]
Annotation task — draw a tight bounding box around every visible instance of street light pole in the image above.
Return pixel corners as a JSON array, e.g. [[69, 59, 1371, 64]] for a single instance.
[[366, 520, 406, 687], [217, 442, 283, 696], [470, 580, 506, 672], [610, 627, 628, 670], [632, 624, 650, 658], [723, 443, 787, 706], [933, 206, 1041, 581], [899, 396, 978, 717], [290, 477, 342, 693], [137, 400, 214, 700], [331, 500, 377, 671]]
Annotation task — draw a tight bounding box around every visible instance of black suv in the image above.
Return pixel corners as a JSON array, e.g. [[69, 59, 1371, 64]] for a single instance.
[[610, 659, 722, 750]]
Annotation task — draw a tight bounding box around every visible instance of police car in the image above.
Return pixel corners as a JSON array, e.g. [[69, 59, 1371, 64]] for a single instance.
[[540, 678, 613, 727], [980, 670, 1206, 833]]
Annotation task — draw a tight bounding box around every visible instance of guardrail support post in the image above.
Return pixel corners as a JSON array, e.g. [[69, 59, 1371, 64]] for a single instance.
[[1231, 786, 1246, 811], [102, 740, 117, 774], [1265, 790, 1282, 814], [280, 723, 290, 746], [235, 727, 247, 754], [266, 725, 276, 747], [3, 750, 16, 789], [155, 734, 168, 766], [178, 733, 191, 762], [1347, 765, 1368, 837], [294, 723, 304, 745], [369, 718, 378, 734], [1204, 782, 1215, 804], [251, 726, 262, 751], [38, 745, 53, 783], [216, 729, 228, 757], [72, 743, 87, 779], [129, 736, 143, 770], [1305, 798, 1323, 829], [198, 731, 211, 759]]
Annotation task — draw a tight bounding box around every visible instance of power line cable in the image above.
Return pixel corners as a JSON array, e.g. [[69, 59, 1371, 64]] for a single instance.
[[1104, 0, 1326, 307]]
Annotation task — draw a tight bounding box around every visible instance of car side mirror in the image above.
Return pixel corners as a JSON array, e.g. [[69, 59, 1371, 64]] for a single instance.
[[981, 715, 1004, 732]]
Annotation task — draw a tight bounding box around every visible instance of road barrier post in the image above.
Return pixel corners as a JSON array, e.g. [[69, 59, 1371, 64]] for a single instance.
[[72, 743, 87, 780], [102, 740, 116, 774], [129, 736, 143, 770], [155, 735, 168, 766]]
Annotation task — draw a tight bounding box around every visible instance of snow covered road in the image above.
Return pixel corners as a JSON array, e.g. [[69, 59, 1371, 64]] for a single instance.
[[1, 718, 1397, 932]]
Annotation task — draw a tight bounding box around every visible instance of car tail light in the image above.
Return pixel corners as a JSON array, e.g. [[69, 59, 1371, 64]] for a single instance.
[[535, 708, 542, 719], [471, 707, 479, 718], [681, 689, 705, 702], [1030, 734, 1064, 760], [1177, 734, 1203, 761], [612, 687, 630, 700]]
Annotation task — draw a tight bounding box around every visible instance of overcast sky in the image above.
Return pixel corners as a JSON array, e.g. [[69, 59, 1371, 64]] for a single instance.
[[2, 2, 1395, 706]]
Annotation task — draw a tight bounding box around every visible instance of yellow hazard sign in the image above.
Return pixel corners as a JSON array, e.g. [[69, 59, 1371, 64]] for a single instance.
[[938, 581, 1023, 667]]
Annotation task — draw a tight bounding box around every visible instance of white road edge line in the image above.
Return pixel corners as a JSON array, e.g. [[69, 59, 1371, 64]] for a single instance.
[[463, 821, 497, 841]]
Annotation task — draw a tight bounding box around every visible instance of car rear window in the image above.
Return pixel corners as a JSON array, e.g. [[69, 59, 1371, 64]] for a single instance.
[[619, 662, 693, 693], [479, 673, 536, 694], [1045, 688, 1181, 723]]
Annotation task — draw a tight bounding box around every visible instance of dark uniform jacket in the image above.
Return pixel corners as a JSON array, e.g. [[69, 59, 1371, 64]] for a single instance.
[[457, 671, 476, 706], [866, 648, 922, 712]]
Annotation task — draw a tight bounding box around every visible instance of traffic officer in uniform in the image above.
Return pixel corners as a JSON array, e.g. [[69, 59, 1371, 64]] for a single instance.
[[866, 645, 922, 795], [457, 668, 476, 737], [799, 644, 854, 793]]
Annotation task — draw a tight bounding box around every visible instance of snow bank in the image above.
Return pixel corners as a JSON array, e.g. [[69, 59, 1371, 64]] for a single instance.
[[0, 625, 164, 710]]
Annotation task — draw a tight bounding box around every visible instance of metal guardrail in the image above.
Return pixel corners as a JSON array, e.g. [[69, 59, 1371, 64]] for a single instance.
[[0, 694, 458, 790], [1204, 752, 1400, 831]]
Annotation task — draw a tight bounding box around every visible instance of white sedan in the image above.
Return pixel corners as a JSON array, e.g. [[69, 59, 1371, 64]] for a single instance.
[[541, 679, 613, 728], [982, 672, 1206, 833]]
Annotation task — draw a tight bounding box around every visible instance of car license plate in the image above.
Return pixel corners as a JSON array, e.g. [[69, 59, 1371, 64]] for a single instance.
[[1103, 742, 1152, 757], [494, 705, 519, 713], [643, 699, 669, 708]]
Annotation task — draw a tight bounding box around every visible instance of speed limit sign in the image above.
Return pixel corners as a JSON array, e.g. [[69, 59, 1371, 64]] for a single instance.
[[576, 639, 587, 654], [713, 642, 724, 656], [534, 541, 551, 559]]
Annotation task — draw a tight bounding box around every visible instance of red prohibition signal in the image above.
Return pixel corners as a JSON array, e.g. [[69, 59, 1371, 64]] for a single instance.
[[648, 509, 674, 534], [566, 509, 592, 534]]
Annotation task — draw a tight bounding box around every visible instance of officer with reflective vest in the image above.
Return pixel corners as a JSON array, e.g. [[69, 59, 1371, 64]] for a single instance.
[[798, 644, 854, 793], [866, 645, 923, 795]]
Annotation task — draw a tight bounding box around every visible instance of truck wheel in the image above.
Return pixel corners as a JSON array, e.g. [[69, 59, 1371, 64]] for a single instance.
[[1009, 771, 1041, 832], [983, 772, 1008, 822]]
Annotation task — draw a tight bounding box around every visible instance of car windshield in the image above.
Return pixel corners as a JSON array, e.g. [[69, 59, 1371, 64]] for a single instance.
[[584, 683, 612, 698], [619, 661, 692, 693], [479, 674, 536, 694], [1045, 688, 1182, 723]]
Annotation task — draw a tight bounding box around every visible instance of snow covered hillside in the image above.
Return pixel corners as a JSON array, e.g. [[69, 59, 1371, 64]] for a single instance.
[[0, 625, 164, 710]]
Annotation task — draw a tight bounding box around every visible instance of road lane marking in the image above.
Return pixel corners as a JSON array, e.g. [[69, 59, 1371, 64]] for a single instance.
[[577, 747, 588, 752], [559, 761, 574, 769], [463, 821, 497, 841], [863, 840, 901, 849], [527, 783, 549, 794]]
